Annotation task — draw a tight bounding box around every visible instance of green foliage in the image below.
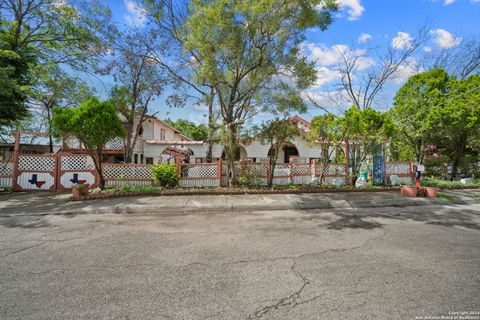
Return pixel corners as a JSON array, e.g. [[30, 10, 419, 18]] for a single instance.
[[390, 69, 450, 164], [255, 118, 299, 186], [339, 106, 394, 174], [236, 165, 263, 188], [164, 118, 209, 141], [179, 0, 337, 185], [0, 49, 32, 126], [151, 163, 179, 188], [51, 97, 124, 189], [421, 177, 480, 188]]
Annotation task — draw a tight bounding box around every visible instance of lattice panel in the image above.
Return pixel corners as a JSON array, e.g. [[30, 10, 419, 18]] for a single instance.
[[18, 156, 55, 171], [61, 155, 95, 171], [273, 164, 290, 177], [0, 162, 13, 176], [385, 162, 411, 175], [103, 164, 152, 179], [293, 164, 311, 175], [105, 137, 125, 149], [180, 165, 218, 178], [316, 163, 347, 175]]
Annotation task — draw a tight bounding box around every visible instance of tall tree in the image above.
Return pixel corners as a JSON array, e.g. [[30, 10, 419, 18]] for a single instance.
[[256, 118, 299, 186], [51, 98, 124, 189], [164, 119, 209, 141], [181, 0, 337, 186], [144, 0, 219, 162], [429, 74, 480, 179], [0, 0, 114, 126], [389, 68, 450, 165], [106, 30, 172, 163], [30, 64, 93, 152]]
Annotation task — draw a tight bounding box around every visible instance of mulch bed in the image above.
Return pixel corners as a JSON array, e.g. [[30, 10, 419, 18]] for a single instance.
[[72, 186, 405, 201], [70, 184, 480, 201]]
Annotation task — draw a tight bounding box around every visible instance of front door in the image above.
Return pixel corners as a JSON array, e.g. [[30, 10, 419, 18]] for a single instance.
[[284, 146, 299, 163]]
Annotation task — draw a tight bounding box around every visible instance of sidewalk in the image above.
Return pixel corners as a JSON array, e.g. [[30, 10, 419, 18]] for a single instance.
[[1, 189, 479, 216]]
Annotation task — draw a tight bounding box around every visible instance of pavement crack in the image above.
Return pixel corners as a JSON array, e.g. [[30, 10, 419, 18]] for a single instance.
[[247, 258, 311, 320], [0, 243, 42, 258]]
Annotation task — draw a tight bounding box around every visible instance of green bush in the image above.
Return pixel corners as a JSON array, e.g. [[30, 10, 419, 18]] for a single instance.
[[151, 164, 179, 188], [237, 165, 262, 188]]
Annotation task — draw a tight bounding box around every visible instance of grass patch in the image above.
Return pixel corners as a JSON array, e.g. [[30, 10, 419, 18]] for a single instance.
[[437, 193, 456, 202], [422, 177, 480, 188]]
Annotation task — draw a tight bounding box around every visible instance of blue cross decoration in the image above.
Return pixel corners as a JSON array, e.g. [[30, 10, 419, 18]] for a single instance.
[[372, 144, 385, 186]]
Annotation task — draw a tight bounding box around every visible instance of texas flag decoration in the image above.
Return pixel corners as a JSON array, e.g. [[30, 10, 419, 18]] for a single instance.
[[28, 174, 46, 188]]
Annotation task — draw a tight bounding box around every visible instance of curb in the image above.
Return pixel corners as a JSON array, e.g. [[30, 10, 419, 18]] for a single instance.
[[3, 198, 477, 217]]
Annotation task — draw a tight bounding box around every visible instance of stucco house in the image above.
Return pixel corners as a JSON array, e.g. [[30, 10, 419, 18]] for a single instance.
[[124, 114, 338, 165]]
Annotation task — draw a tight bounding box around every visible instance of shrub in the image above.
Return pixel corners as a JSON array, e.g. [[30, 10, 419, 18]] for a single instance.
[[151, 163, 178, 188], [237, 165, 262, 188]]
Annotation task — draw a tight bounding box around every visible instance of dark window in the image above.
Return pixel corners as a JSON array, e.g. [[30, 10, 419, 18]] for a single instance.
[[146, 157, 154, 165], [140, 154, 144, 164], [160, 129, 166, 140], [134, 154, 138, 164]]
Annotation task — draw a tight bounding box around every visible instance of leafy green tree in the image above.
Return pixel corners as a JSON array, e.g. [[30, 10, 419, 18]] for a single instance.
[[51, 98, 124, 189], [31, 64, 93, 152], [164, 119, 209, 141], [0, 49, 31, 126], [429, 74, 480, 179], [0, 0, 114, 127], [390, 68, 450, 164], [181, 0, 337, 186], [307, 114, 346, 185], [340, 106, 395, 178], [256, 118, 299, 186]]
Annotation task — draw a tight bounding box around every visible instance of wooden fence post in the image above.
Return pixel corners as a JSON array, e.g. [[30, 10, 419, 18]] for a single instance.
[[217, 159, 222, 187], [290, 159, 294, 184], [11, 132, 21, 191], [311, 159, 316, 179]]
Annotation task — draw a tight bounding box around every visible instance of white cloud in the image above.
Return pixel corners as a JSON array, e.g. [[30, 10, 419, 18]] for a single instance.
[[444, 0, 456, 4], [424, 46, 433, 52], [389, 58, 422, 84], [337, 0, 365, 20], [358, 33, 373, 44], [302, 42, 375, 87], [124, 0, 146, 27], [430, 29, 462, 49], [391, 32, 413, 49]]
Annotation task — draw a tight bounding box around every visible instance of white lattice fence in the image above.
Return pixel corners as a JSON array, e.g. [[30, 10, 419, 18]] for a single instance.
[[293, 164, 311, 176], [385, 162, 412, 175], [104, 164, 153, 187], [61, 155, 95, 171], [0, 161, 13, 188], [178, 164, 219, 187], [18, 155, 55, 171], [104, 164, 153, 179], [315, 163, 347, 176]]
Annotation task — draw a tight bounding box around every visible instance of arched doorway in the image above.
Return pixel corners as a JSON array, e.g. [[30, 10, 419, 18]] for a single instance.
[[221, 146, 247, 161], [267, 143, 299, 164]]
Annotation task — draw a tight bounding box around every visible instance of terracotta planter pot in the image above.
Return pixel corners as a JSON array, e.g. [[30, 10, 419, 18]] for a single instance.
[[400, 185, 417, 197], [72, 187, 80, 198], [423, 187, 439, 198]]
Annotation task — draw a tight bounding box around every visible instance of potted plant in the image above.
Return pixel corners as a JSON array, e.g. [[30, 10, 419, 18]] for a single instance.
[[400, 185, 417, 197], [72, 183, 90, 198], [423, 187, 439, 198]]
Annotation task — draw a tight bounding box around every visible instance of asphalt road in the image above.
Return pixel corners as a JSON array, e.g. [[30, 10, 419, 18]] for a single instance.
[[1, 204, 480, 320]]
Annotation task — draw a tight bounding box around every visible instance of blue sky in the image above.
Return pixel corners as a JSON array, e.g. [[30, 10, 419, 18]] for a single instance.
[[89, 0, 480, 123]]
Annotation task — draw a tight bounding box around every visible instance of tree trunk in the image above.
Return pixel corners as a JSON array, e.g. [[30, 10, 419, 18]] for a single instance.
[[206, 87, 215, 163], [268, 155, 277, 187], [225, 123, 237, 187], [450, 135, 467, 180]]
